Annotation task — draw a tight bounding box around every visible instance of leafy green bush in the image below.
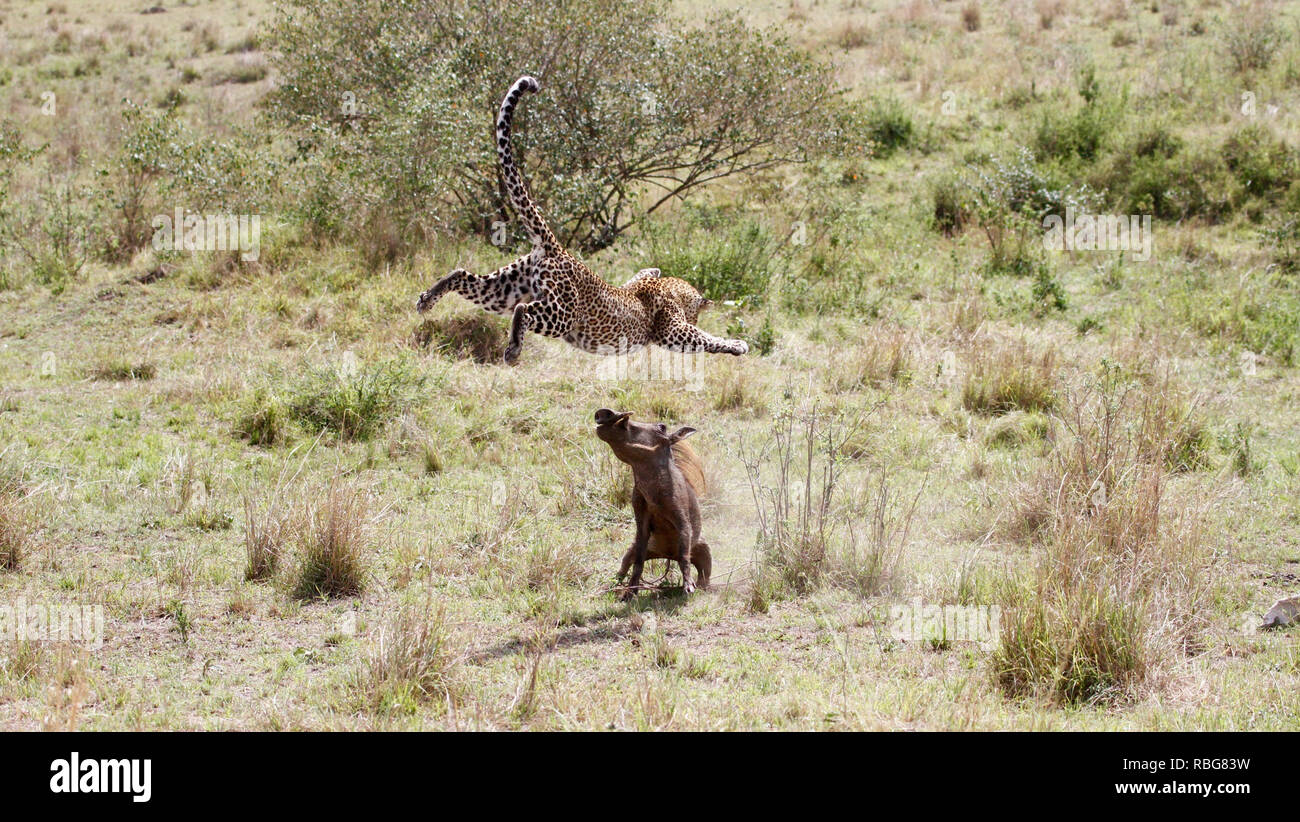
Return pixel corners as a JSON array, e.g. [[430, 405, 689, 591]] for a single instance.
[[290, 358, 426, 441], [863, 97, 914, 158], [1221, 14, 1287, 72], [1222, 124, 1296, 201], [266, 0, 848, 254], [99, 100, 274, 262], [1033, 104, 1109, 163], [1093, 135, 1231, 221], [650, 220, 775, 303], [962, 148, 1094, 273]]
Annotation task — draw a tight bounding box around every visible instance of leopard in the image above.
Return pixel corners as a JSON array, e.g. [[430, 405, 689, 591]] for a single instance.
[[414, 75, 749, 365]]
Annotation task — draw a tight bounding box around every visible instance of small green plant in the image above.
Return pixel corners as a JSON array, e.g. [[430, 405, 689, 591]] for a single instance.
[[1031, 264, 1068, 314], [165, 599, 192, 643], [184, 506, 233, 531], [1076, 315, 1103, 336], [234, 389, 287, 446], [1228, 422, 1258, 477], [290, 358, 425, 442], [864, 96, 914, 158], [754, 316, 777, 356]]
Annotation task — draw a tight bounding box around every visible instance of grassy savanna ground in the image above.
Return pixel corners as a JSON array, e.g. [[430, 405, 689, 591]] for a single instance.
[[2, 0, 1300, 729]]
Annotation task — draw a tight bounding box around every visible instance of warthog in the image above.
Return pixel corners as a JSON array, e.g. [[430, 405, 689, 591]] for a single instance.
[[593, 408, 711, 599]]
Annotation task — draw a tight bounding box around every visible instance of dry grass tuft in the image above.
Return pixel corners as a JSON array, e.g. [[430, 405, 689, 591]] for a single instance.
[[243, 490, 292, 581], [291, 482, 369, 599], [992, 362, 1217, 705], [356, 597, 457, 714], [0, 488, 31, 571], [412, 313, 506, 363], [742, 408, 914, 605], [831, 326, 913, 392], [834, 21, 871, 50], [962, 339, 1058, 415], [1036, 0, 1064, 30]]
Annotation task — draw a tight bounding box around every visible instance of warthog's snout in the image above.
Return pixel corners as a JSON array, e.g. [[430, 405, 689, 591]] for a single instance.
[[594, 408, 629, 427]]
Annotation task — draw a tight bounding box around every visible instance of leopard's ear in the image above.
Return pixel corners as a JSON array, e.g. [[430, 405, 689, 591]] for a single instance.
[[622, 268, 661, 288]]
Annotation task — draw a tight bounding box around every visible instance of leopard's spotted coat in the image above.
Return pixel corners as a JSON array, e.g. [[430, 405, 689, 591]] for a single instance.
[[415, 76, 748, 365]]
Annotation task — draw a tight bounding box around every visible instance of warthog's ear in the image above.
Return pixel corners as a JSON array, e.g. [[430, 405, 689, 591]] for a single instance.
[[699, 298, 713, 311], [667, 426, 697, 444]]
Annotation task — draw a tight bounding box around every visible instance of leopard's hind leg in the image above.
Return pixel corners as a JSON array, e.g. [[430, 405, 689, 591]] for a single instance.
[[416, 262, 533, 316], [504, 290, 575, 365]]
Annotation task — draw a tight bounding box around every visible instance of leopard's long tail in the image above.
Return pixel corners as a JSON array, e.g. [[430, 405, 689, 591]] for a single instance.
[[496, 76, 561, 256]]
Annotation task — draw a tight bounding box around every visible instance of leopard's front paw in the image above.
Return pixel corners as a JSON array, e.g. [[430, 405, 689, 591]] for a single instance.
[[503, 341, 522, 366], [728, 340, 749, 356]]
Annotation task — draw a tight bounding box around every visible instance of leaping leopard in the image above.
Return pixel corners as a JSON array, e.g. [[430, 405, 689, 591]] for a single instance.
[[415, 75, 749, 365]]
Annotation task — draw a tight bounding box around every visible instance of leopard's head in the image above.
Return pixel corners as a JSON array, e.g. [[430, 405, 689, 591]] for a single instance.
[[660, 277, 712, 324]]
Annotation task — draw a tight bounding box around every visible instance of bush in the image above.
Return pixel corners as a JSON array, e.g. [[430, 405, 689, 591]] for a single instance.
[[1222, 124, 1296, 201], [863, 97, 914, 158], [267, 0, 846, 252], [290, 358, 425, 441], [1094, 136, 1231, 220], [1, 171, 92, 287], [963, 149, 1096, 268], [1034, 105, 1109, 163], [650, 220, 775, 303], [1221, 14, 1287, 73], [97, 100, 274, 263]]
